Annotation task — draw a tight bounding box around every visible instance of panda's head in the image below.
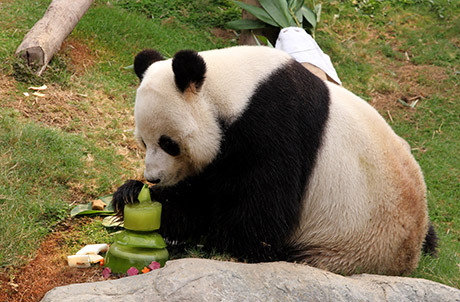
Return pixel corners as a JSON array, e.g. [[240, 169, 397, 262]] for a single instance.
[[133, 49, 221, 186]]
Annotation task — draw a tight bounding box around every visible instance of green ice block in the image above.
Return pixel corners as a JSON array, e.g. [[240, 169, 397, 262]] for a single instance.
[[114, 230, 167, 249], [105, 242, 168, 274], [123, 201, 162, 231]]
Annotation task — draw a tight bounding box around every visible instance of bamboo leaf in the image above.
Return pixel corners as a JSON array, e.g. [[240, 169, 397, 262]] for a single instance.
[[232, 1, 278, 27], [70, 195, 115, 217], [100, 194, 114, 206], [259, 0, 294, 28], [301, 5, 317, 29], [226, 19, 267, 30], [70, 205, 115, 217]]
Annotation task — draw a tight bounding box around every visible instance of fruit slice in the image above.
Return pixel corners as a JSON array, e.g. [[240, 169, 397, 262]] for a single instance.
[[114, 230, 167, 249], [104, 242, 169, 274], [123, 184, 162, 231]]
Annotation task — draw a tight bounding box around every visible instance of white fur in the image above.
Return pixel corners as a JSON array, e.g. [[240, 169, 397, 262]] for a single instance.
[[135, 46, 291, 184], [291, 82, 427, 274]]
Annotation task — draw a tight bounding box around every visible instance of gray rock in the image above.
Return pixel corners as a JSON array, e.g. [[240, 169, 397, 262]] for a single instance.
[[42, 258, 460, 302]]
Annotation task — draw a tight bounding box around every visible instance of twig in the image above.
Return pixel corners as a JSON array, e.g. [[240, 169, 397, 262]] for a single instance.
[[387, 110, 394, 123]]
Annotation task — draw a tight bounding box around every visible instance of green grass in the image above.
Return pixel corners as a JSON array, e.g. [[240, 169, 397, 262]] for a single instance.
[[317, 0, 459, 287], [0, 111, 127, 267], [72, 3, 235, 94], [0, 0, 458, 289], [391, 96, 460, 286], [112, 0, 240, 29]]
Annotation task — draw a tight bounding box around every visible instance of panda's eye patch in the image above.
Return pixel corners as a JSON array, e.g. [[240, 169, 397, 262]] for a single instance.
[[158, 135, 180, 156]]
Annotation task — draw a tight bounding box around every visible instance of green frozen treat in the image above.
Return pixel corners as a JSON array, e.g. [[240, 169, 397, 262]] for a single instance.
[[114, 230, 167, 249], [104, 242, 169, 274], [123, 201, 162, 231], [123, 184, 162, 231]]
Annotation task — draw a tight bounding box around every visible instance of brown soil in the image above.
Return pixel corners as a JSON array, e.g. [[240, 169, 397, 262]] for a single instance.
[[0, 232, 106, 302], [211, 28, 237, 41], [369, 63, 449, 114], [61, 38, 96, 75]]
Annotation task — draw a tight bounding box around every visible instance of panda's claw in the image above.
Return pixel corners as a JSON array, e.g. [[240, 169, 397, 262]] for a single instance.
[[112, 180, 145, 217]]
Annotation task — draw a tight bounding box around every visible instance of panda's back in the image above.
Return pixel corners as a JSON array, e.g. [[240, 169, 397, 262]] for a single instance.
[[291, 82, 428, 275]]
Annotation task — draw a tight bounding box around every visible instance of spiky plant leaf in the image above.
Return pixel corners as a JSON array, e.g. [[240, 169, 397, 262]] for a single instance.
[[288, 0, 305, 27], [227, 0, 319, 36], [232, 1, 278, 27], [295, 6, 303, 26], [301, 5, 317, 30], [288, 0, 305, 13], [259, 0, 294, 28], [227, 19, 267, 30]]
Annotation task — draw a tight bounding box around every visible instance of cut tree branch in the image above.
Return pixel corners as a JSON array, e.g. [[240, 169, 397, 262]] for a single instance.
[[239, 0, 279, 46], [15, 0, 94, 75]]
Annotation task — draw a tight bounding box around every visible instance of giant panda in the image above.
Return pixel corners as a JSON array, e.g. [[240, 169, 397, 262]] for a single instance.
[[113, 46, 437, 276]]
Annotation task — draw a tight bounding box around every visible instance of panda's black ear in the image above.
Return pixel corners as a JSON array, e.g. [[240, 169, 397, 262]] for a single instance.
[[134, 49, 164, 80], [172, 50, 206, 94]]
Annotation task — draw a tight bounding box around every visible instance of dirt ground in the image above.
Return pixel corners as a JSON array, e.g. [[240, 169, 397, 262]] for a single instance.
[[0, 231, 107, 302], [0, 34, 451, 301]]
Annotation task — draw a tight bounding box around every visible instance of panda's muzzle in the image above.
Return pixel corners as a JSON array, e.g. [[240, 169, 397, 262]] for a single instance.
[[147, 178, 161, 184]]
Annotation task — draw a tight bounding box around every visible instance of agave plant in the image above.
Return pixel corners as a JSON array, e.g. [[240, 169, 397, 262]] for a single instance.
[[227, 0, 321, 35]]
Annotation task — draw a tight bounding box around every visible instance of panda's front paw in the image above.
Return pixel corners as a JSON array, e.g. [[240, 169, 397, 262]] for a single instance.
[[112, 180, 145, 217]]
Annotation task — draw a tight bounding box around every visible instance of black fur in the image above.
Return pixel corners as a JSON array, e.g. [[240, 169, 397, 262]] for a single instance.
[[422, 222, 438, 256], [172, 50, 206, 93], [112, 179, 145, 214], [114, 60, 330, 262], [134, 49, 164, 80]]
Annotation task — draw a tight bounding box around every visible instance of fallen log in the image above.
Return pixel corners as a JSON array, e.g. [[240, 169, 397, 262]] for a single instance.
[[15, 0, 94, 75]]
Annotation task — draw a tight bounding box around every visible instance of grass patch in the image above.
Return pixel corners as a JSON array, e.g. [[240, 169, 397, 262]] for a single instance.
[[0, 111, 129, 267], [112, 0, 240, 29], [319, 0, 459, 287], [390, 96, 460, 287]]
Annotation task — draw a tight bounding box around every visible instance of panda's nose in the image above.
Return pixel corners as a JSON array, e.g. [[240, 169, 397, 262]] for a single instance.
[[147, 178, 161, 184]]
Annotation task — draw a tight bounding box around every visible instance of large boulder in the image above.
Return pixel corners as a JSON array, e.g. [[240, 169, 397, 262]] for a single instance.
[[42, 258, 460, 302]]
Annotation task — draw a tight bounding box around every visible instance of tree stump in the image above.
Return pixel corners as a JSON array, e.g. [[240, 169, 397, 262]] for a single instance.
[[239, 0, 279, 46], [15, 0, 94, 75]]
